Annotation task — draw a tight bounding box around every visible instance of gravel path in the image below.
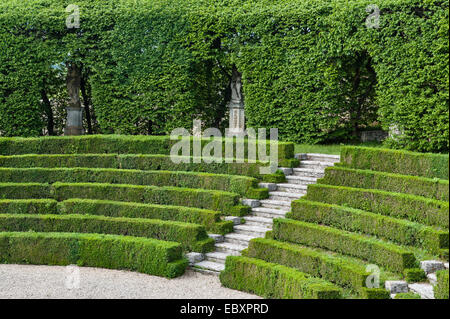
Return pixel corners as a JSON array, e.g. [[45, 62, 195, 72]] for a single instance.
[[0, 264, 259, 299]]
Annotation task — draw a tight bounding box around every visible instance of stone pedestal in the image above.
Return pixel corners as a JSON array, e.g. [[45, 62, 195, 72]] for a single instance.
[[227, 103, 245, 137], [64, 106, 84, 136]]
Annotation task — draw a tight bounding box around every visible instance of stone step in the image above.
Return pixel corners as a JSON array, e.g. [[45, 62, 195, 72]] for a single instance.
[[193, 260, 225, 273], [244, 216, 273, 227], [286, 175, 318, 185], [259, 199, 292, 209], [224, 233, 257, 246], [234, 224, 269, 237], [408, 283, 435, 299], [276, 183, 308, 193], [296, 153, 341, 163], [299, 160, 336, 168], [269, 191, 303, 201], [205, 251, 230, 263], [215, 242, 246, 255], [251, 207, 288, 219], [293, 168, 325, 178]]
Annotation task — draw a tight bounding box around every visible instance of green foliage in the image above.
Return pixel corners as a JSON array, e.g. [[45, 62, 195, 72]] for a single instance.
[[219, 256, 342, 299], [434, 269, 449, 299], [273, 218, 417, 273], [229, 205, 250, 217], [0, 167, 258, 197], [1, 1, 447, 152], [321, 166, 449, 201], [340, 146, 449, 180], [0, 231, 187, 278], [262, 171, 287, 183], [359, 288, 391, 299], [288, 199, 449, 254], [394, 292, 421, 299], [0, 153, 267, 178], [305, 184, 449, 229], [0, 199, 58, 215], [403, 268, 427, 283], [246, 238, 370, 293], [0, 213, 214, 253]]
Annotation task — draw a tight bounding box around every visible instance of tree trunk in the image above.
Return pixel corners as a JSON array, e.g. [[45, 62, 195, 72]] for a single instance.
[[41, 89, 54, 136], [80, 73, 93, 134]]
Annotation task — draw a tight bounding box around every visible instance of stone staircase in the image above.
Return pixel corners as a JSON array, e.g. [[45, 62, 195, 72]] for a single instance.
[[191, 153, 340, 274]]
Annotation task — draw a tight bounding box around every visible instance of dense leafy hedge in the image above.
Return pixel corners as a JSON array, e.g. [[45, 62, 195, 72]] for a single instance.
[[1, 1, 448, 152], [394, 292, 421, 299], [305, 184, 449, 229], [0, 182, 240, 213], [0, 213, 214, 252], [339, 147, 449, 180], [403, 268, 427, 283], [0, 199, 233, 234], [246, 238, 370, 293], [288, 200, 449, 253], [321, 166, 449, 201], [434, 269, 449, 299], [273, 218, 417, 272], [0, 135, 294, 161], [0, 154, 267, 178], [219, 256, 342, 299], [0, 167, 260, 197], [0, 231, 187, 278]]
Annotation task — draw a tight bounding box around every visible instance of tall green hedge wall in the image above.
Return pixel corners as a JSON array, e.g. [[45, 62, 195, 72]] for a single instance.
[[0, 0, 448, 152]]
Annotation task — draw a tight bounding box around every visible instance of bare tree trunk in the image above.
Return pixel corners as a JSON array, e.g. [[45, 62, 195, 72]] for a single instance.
[[41, 89, 54, 136], [80, 73, 93, 134], [65, 63, 84, 135]]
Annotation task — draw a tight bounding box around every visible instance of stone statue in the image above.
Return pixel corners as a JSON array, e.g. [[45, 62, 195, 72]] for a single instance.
[[64, 63, 84, 135], [227, 66, 245, 137]]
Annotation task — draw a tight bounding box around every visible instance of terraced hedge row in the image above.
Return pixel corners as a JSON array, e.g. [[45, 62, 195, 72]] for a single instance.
[[246, 238, 370, 293], [305, 184, 449, 229], [288, 200, 449, 254], [0, 167, 264, 198], [0, 135, 295, 161], [273, 219, 417, 273], [0, 182, 240, 213], [220, 256, 342, 299], [0, 198, 233, 235], [340, 146, 449, 180], [0, 232, 187, 278], [0, 214, 214, 253], [434, 270, 449, 299], [0, 154, 267, 178], [321, 166, 449, 201]]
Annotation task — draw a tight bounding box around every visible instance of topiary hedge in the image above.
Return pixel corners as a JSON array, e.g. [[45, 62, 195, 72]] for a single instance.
[[0, 199, 58, 215], [272, 218, 417, 273], [0, 213, 215, 253], [246, 238, 370, 293], [339, 146, 449, 180], [0, 167, 261, 197], [288, 200, 449, 254], [321, 166, 449, 201], [220, 256, 342, 299], [0, 135, 294, 161], [0, 154, 267, 178], [305, 184, 449, 229], [0, 231, 188, 278]]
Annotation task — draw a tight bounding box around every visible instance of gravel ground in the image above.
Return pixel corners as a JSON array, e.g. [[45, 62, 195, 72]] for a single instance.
[[0, 264, 259, 299]]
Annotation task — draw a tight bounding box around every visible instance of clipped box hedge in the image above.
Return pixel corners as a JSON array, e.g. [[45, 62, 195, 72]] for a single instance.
[[288, 200, 449, 254], [321, 166, 449, 201], [0, 167, 263, 198], [0, 154, 267, 178], [0, 199, 58, 215], [246, 238, 370, 292], [0, 231, 187, 278], [0, 214, 214, 253], [340, 146, 449, 180], [305, 184, 449, 229], [273, 219, 417, 273], [59, 199, 233, 235], [52, 182, 239, 213], [434, 270, 449, 299], [0, 183, 51, 199], [0, 135, 295, 161], [220, 256, 342, 299]]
